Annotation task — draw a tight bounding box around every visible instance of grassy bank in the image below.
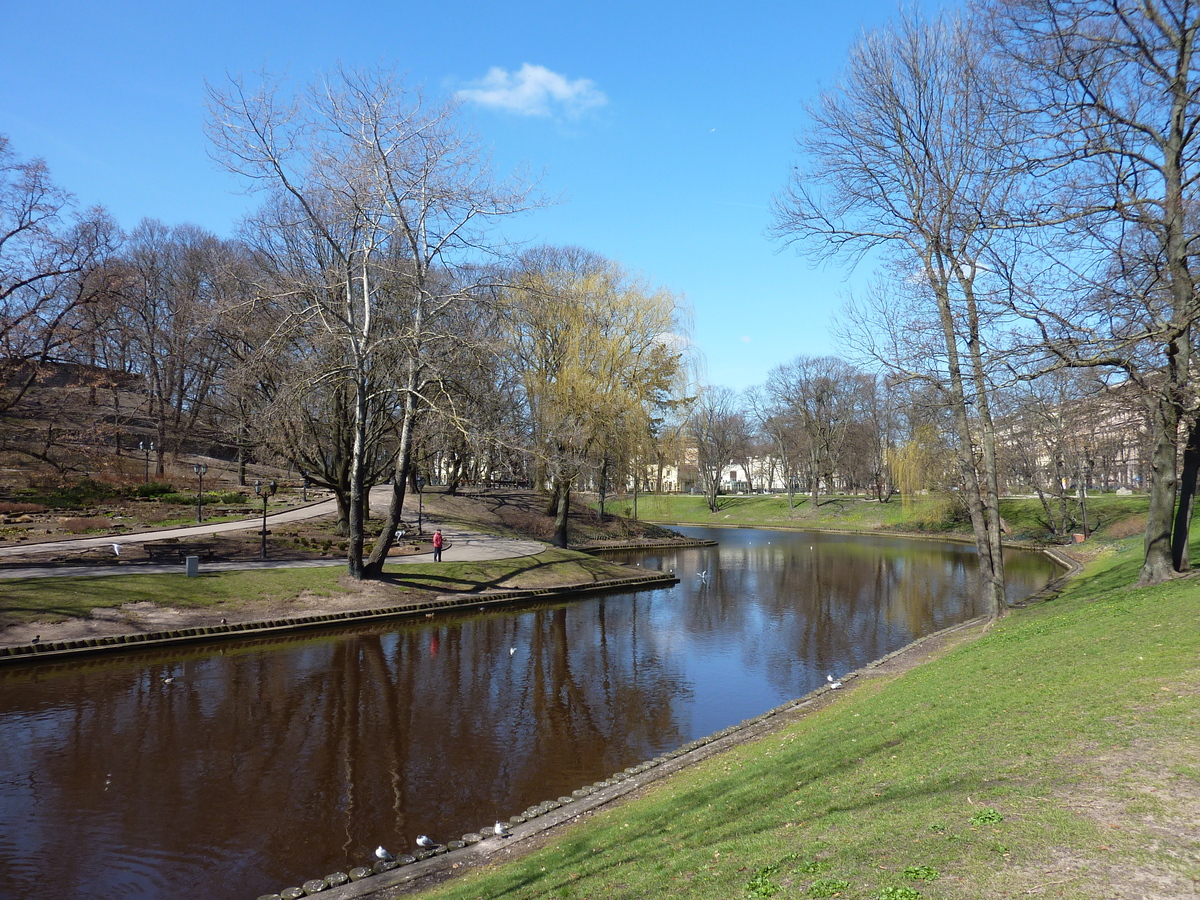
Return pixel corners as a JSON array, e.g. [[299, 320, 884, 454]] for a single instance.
[[620, 492, 1149, 543], [0, 549, 645, 628], [419, 534, 1199, 899]]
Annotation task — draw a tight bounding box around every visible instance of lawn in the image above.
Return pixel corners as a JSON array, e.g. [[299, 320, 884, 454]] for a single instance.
[[417, 531, 1200, 899], [622, 491, 1150, 543], [0, 549, 652, 628]]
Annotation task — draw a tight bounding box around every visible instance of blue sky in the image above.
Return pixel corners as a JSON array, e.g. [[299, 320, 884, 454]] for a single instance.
[[3, 0, 902, 391]]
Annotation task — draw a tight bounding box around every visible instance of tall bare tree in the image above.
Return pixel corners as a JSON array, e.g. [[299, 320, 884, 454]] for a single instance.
[[989, 0, 1200, 582], [0, 135, 117, 420], [207, 66, 531, 578], [689, 385, 747, 513], [773, 9, 1026, 619]]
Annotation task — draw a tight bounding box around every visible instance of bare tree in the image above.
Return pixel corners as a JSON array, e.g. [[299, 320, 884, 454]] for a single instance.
[[689, 385, 747, 513], [773, 9, 1026, 619], [989, 0, 1200, 582], [765, 356, 861, 506], [207, 66, 532, 578], [0, 136, 117, 420]]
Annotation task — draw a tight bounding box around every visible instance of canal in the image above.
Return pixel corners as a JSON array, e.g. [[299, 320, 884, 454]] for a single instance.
[[0, 527, 1060, 898]]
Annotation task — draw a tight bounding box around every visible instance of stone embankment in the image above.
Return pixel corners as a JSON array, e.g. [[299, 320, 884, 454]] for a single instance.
[[0, 571, 678, 665]]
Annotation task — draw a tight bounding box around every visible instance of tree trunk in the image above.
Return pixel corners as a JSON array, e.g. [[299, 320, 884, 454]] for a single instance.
[[346, 377, 368, 580], [1140, 394, 1181, 585], [363, 384, 418, 578], [552, 475, 570, 547], [598, 456, 608, 523], [1170, 415, 1200, 573]]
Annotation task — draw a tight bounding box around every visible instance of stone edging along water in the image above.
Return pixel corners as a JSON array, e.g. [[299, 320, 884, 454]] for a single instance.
[[0, 571, 679, 666], [251, 540, 1083, 900]]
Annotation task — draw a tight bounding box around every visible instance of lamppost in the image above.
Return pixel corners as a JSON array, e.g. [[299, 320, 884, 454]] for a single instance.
[[416, 475, 425, 535], [254, 479, 277, 559], [299, 469, 309, 502], [140, 441, 154, 484], [193, 463, 208, 523]]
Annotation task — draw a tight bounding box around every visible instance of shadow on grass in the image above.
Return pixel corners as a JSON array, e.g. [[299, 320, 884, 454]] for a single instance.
[[377, 553, 622, 595]]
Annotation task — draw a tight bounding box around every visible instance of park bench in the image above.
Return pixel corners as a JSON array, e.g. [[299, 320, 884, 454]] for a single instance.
[[144, 541, 218, 563]]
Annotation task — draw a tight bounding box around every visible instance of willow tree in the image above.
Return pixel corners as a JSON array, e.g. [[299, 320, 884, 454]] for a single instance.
[[503, 246, 685, 547], [772, 9, 1027, 620]]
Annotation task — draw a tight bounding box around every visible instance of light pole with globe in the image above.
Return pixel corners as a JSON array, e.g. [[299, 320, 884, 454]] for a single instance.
[[193, 463, 208, 523], [254, 479, 277, 559]]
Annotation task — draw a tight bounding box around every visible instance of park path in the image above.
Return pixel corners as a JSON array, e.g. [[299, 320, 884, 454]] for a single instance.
[[0, 486, 547, 579]]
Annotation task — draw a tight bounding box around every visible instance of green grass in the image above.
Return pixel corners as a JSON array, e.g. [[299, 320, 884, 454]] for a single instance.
[[417, 532, 1200, 899], [381, 548, 656, 594], [0, 549, 649, 625], [624, 491, 1149, 542]]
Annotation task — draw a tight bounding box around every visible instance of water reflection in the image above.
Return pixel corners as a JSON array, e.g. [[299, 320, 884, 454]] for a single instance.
[[0, 527, 1058, 898]]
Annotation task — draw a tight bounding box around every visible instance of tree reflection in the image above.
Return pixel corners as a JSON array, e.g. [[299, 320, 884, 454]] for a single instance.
[[0, 531, 1056, 899]]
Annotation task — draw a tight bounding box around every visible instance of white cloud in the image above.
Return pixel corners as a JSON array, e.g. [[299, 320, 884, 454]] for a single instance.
[[741, 335, 753, 343], [457, 64, 607, 118]]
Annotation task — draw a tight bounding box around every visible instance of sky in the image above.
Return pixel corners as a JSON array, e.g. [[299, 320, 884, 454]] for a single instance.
[[3, 0, 905, 391]]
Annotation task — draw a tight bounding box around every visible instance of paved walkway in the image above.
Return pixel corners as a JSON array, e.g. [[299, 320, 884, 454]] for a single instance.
[[0, 486, 547, 580]]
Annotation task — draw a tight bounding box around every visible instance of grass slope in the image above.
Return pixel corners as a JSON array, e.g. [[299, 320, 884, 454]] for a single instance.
[[626, 493, 1150, 543], [420, 535, 1200, 900]]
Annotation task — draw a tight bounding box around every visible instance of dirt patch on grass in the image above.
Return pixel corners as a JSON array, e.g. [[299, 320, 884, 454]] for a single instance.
[[0, 576, 444, 647], [998, 744, 1200, 899], [1104, 513, 1149, 540]]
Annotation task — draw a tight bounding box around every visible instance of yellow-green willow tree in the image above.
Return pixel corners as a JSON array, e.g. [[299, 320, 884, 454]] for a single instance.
[[503, 246, 686, 547]]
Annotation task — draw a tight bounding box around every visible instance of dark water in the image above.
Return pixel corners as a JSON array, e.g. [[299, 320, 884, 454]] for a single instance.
[[0, 528, 1058, 898]]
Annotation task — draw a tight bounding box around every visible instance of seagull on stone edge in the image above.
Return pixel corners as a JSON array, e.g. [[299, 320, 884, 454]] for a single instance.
[[827, 674, 842, 689], [375, 845, 394, 862], [415, 835, 435, 849], [494, 821, 511, 838]]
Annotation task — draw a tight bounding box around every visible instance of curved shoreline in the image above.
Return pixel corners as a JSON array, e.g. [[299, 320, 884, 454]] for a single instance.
[[278, 616, 998, 899], [0, 570, 679, 665]]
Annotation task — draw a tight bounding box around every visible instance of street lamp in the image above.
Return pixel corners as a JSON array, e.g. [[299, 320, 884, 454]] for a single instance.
[[254, 479, 277, 559], [193, 463, 208, 523], [140, 441, 154, 484], [299, 469, 309, 502], [416, 475, 425, 535]]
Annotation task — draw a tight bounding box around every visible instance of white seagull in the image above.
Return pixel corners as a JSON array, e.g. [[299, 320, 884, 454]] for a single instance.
[[494, 821, 511, 838], [375, 845, 394, 862], [509, 647, 515, 657], [112, 543, 121, 556], [827, 674, 842, 689], [415, 835, 435, 849]]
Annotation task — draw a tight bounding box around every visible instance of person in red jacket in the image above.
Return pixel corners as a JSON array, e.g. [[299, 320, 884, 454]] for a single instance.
[[432, 528, 444, 562]]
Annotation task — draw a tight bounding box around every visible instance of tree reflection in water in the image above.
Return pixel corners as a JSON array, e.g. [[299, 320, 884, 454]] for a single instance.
[[0, 526, 1057, 898]]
